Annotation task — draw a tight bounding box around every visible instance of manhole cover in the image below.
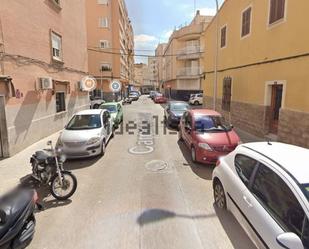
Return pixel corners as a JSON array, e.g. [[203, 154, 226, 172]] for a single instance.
[[145, 160, 168, 172]]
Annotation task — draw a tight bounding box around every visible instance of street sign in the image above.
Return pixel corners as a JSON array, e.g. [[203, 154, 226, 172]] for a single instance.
[[80, 76, 97, 91], [110, 80, 122, 92]]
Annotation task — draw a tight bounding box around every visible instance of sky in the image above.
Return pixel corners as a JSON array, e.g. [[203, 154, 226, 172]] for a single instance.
[[126, 0, 224, 63]]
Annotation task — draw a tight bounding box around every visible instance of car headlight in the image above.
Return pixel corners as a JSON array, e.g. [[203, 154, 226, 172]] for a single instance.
[[198, 143, 213, 151], [86, 137, 101, 145]]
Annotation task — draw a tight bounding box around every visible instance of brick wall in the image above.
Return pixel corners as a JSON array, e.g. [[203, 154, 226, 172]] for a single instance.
[[205, 96, 269, 137], [278, 109, 309, 148]]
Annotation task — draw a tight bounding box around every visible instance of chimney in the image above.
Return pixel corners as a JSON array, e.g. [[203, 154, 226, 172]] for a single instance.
[[196, 10, 200, 16]]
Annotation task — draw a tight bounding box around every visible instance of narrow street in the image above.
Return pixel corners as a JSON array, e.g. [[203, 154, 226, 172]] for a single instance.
[[29, 96, 256, 249]]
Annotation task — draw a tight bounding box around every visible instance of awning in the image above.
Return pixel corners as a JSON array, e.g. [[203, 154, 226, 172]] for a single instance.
[[0, 75, 16, 97]]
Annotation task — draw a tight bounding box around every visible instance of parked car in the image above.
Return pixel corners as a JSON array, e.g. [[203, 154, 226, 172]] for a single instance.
[[164, 101, 190, 128], [56, 109, 114, 158], [189, 93, 203, 105], [90, 97, 105, 109], [149, 91, 158, 100], [178, 109, 240, 164], [122, 97, 132, 105], [213, 142, 309, 249], [154, 94, 168, 104], [100, 102, 123, 128], [129, 92, 139, 101]]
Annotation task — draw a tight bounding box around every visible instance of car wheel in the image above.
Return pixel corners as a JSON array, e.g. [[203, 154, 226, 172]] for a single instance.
[[93, 104, 100, 109], [191, 146, 197, 163], [213, 180, 227, 209], [100, 140, 106, 156], [194, 101, 199, 106]]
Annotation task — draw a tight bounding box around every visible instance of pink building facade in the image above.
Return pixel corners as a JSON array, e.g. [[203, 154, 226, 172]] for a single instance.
[[0, 0, 90, 157]]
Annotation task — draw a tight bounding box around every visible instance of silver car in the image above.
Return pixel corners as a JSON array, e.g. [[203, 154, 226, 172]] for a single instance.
[[56, 109, 114, 158]]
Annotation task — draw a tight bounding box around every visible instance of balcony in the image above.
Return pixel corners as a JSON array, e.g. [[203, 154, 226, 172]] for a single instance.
[[176, 66, 203, 79], [177, 46, 204, 60]]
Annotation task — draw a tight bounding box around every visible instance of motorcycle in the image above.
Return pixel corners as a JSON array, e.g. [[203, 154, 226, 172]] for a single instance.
[[0, 188, 38, 249], [30, 141, 77, 200]]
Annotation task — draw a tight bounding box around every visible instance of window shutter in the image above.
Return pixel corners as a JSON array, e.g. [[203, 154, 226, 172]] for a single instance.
[[222, 77, 232, 112], [269, 0, 285, 24]]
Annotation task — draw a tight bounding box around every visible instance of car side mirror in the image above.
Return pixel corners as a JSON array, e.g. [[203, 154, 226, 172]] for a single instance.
[[277, 233, 304, 249]]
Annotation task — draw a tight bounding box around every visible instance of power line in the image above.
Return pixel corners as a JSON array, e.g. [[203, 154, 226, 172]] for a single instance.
[[88, 47, 204, 58]]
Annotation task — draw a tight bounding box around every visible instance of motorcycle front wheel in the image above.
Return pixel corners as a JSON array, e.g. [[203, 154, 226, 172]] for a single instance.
[[50, 171, 77, 200]]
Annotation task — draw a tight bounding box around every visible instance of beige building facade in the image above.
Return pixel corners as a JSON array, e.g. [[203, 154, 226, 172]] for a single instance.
[[161, 11, 212, 100], [155, 43, 167, 92], [0, 0, 89, 157], [86, 0, 134, 101], [202, 0, 309, 148]]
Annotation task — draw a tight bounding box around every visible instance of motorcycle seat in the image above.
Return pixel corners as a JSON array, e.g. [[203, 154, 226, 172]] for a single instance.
[[0, 189, 33, 240]]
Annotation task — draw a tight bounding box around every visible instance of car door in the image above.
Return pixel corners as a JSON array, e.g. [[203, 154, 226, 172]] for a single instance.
[[165, 103, 170, 120], [242, 162, 306, 249], [102, 111, 112, 137], [183, 112, 193, 147], [117, 104, 122, 121]]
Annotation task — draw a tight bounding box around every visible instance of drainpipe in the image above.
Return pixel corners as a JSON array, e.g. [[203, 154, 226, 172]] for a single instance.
[[213, 0, 219, 110]]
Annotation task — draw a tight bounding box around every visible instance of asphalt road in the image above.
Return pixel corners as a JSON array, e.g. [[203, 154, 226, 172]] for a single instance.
[[29, 96, 257, 249]]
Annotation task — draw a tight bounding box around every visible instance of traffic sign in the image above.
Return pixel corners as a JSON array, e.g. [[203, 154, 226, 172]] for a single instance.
[[110, 80, 122, 92]]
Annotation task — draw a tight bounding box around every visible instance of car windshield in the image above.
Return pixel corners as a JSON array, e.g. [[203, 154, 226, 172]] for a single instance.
[[101, 105, 117, 113], [66, 114, 101, 130], [171, 103, 188, 111], [194, 115, 232, 132]]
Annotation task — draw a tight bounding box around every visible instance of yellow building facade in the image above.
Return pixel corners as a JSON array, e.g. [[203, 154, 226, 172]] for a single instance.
[[202, 0, 309, 147]]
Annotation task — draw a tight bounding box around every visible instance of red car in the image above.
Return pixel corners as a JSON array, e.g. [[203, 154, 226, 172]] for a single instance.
[[178, 109, 241, 164], [154, 94, 168, 103]]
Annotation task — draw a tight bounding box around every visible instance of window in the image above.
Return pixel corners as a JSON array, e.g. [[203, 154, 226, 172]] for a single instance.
[[99, 17, 109, 28], [222, 77, 232, 112], [235, 155, 257, 186], [51, 32, 62, 61], [100, 63, 112, 72], [100, 40, 109, 49], [220, 26, 227, 48], [269, 0, 286, 25], [241, 7, 252, 37], [97, 0, 108, 4], [252, 164, 305, 237], [56, 92, 66, 113]]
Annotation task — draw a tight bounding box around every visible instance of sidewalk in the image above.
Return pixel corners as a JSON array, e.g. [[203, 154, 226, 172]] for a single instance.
[[0, 131, 61, 193], [235, 128, 265, 143]]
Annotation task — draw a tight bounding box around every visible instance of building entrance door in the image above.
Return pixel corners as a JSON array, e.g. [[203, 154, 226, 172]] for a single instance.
[[269, 84, 283, 134]]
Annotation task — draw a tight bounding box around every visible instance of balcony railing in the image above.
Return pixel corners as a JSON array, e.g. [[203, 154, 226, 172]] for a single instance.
[[177, 66, 203, 78], [177, 46, 204, 60]]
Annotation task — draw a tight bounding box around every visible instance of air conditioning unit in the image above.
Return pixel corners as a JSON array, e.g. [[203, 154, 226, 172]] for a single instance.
[[40, 77, 53, 90]]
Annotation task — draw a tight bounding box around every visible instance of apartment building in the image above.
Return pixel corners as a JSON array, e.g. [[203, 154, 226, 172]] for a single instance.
[[202, 0, 309, 148], [162, 11, 212, 100], [134, 63, 146, 85], [155, 43, 167, 92], [146, 57, 158, 89], [86, 0, 134, 102], [0, 0, 89, 157]]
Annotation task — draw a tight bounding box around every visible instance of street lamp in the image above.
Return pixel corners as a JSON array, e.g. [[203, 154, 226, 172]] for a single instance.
[[213, 0, 219, 110]]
